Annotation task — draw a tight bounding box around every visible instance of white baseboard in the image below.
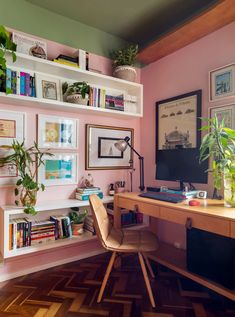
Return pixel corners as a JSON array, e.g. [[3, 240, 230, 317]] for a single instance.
[[0, 248, 106, 282]]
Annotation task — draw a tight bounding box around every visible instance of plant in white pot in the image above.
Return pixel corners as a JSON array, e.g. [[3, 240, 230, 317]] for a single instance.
[[199, 115, 235, 207], [110, 44, 138, 82], [62, 81, 90, 105]]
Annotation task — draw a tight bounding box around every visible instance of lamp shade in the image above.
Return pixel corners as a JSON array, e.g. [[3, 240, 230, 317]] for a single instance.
[[114, 137, 130, 152]]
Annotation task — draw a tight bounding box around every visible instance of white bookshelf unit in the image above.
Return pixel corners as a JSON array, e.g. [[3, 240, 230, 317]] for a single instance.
[[0, 196, 149, 259], [1, 52, 143, 118]]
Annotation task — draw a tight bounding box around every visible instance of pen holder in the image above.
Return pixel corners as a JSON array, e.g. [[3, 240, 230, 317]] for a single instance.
[[115, 187, 125, 193]]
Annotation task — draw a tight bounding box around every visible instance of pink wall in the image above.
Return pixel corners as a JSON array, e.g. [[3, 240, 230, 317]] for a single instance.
[[141, 21, 235, 248], [0, 31, 141, 278]]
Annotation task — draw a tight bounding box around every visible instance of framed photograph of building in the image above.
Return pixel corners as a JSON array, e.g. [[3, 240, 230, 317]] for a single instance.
[[35, 73, 61, 101], [38, 153, 78, 186], [0, 110, 25, 146], [209, 104, 235, 129], [156, 90, 202, 150], [209, 64, 235, 101], [37, 114, 78, 149], [86, 124, 134, 170]]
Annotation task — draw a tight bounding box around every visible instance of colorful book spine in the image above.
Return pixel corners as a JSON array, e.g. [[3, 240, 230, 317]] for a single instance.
[[75, 192, 103, 201], [20, 72, 26, 95], [6, 68, 12, 92], [11, 70, 17, 94], [25, 72, 30, 96]]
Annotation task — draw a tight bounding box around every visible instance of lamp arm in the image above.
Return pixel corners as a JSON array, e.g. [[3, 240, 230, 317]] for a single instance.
[[125, 141, 142, 159]]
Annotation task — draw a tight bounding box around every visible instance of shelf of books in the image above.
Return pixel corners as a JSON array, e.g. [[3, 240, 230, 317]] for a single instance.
[[0, 52, 143, 118], [0, 197, 113, 259]]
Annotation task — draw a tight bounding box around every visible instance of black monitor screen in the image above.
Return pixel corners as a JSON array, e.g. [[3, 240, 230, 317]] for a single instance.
[[156, 149, 208, 184]]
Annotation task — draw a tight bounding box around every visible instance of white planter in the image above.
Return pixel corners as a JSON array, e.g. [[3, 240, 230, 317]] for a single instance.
[[113, 65, 137, 82], [66, 94, 89, 105]]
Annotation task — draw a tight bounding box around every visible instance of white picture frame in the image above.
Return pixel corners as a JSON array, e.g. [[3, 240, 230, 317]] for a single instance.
[[35, 73, 61, 101], [12, 32, 47, 59], [209, 64, 235, 101], [37, 114, 78, 149], [0, 148, 18, 187], [0, 110, 25, 146], [209, 104, 235, 129], [86, 124, 134, 170], [38, 153, 78, 186]]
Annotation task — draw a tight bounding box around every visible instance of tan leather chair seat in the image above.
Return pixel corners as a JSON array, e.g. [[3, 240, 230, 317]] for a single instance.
[[106, 227, 158, 253]]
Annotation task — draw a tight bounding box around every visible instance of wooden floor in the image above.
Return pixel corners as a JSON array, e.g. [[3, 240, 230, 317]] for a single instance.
[[0, 253, 234, 317]]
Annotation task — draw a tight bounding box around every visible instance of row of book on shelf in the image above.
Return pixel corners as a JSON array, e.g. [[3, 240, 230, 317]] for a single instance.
[[1, 68, 126, 112], [107, 203, 143, 227], [8, 214, 95, 251]]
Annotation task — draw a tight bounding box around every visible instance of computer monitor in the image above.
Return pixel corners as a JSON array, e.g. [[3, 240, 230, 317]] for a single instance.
[[156, 148, 208, 188]]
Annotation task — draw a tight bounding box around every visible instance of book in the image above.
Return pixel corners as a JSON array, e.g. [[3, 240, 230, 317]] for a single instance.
[[76, 187, 101, 193], [25, 72, 30, 96], [20, 72, 26, 95], [75, 192, 103, 201], [6, 68, 12, 92], [53, 59, 80, 68], [11, 70, 17, 94]]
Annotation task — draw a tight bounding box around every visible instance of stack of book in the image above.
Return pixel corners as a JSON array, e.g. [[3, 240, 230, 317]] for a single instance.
[[50, 215, 72, 239], [75, 187, 103, 201], [9, 218, 32, 250], [53, 54, 79, 68], [31, 220, 56, 246], [89, 87, 106, 108], [83, 215, 96, 235], [3, 68, 36, 96]]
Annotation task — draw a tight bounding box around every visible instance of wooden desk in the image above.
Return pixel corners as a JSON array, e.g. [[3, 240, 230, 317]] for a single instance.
[[114, 192, 235, 300]]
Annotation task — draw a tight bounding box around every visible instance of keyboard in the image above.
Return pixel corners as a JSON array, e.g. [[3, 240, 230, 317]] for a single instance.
[[139, 191, 186, 203]]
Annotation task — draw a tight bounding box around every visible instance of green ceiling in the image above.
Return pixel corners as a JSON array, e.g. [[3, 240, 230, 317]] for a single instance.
[[26, 0, 219, 47]]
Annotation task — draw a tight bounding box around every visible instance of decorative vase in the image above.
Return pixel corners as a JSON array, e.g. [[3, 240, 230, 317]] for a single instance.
[[113, 65, 137, 82], [19, 187, 37, 207], [66, 94, 89, 105], [224, 171, 235, 207]]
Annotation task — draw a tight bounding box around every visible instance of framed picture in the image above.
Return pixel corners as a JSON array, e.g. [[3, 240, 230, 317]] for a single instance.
[[35, 73, 61, 101], [38, 153, 78, 186], [37, 115, 78, 149], [12, 32, 47, 59], [209, 64, 235, 101], [209, 104, 235, 129], [156, 90, 202, 150], [86, 124, 134, 170], [0, 110, 25, 146], [0, 149, 18, 186]]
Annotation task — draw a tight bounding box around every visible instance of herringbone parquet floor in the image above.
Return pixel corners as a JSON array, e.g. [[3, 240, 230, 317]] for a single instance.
[[0, 253, 234, 317]]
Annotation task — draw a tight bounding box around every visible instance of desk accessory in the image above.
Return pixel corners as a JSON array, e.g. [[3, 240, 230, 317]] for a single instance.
[[115, 136, 145, 191], [196, 191, 207, 199]]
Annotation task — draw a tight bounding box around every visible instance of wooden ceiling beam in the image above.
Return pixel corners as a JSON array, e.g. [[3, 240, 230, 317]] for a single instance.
[[138, 0, 235, 64]]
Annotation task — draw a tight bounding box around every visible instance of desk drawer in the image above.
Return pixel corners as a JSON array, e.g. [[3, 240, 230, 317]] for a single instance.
[[231, 222, 235, 238], [118, 198, 160, 217], [160, 207, 230, 237]]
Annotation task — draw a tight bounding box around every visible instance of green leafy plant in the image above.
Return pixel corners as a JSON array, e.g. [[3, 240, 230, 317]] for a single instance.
[[69, 209, 88, 224], [110, 44, 138, 67], [0, 141, 53, 215], [0, 25, 17, 94], [62, 81, 90, 99], [199, 115, 235, 194]]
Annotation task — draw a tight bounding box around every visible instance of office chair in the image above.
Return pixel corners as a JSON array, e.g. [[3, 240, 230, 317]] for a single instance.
[[89, 194, 158, 307]]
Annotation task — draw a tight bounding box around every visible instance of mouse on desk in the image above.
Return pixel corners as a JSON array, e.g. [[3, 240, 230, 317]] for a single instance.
[[189, 200, 201, 206]]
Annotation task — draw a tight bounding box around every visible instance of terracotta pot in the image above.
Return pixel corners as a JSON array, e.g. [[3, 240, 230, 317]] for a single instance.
[[72, 223, 84, 236], [113, 65, 137, 82], [66, 94, 89, 105]]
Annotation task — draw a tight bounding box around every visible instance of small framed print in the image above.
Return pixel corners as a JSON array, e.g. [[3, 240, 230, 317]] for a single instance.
[[35, 73, 61, 101], [209, 104, 235, 129], [0, 110, 25, 146], [209, 64, 235, 101], [0, 149, 18, 186], [38, 153, 78, 186], [86, 124, 134, 170], [37, 114, 78, 149]]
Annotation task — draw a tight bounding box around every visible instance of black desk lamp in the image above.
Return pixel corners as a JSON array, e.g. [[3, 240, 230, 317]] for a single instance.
[[114, 136, 145, 192]]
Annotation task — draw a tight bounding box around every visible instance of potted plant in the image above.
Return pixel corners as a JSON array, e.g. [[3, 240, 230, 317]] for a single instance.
[[110, 44, 138, 82], [199, 115, 235, 207], [62, 81, 90, 105], [0, 141, 53, 215], [0, 25, 17, 93], [69, 209, 88, 235]]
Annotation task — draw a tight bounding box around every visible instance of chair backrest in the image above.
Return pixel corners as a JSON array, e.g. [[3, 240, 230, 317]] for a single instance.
[[89, 194, 112, 249]]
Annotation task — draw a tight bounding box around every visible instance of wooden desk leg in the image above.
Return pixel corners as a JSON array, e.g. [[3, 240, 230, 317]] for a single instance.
[[114, 195, 121, 229]]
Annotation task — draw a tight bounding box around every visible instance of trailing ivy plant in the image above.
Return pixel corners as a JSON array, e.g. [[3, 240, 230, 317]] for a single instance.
[[110, 44, 138, 68], [199, 115, 235, 191], [0, 141, 53, 215], [0, 25, 17, 93]]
